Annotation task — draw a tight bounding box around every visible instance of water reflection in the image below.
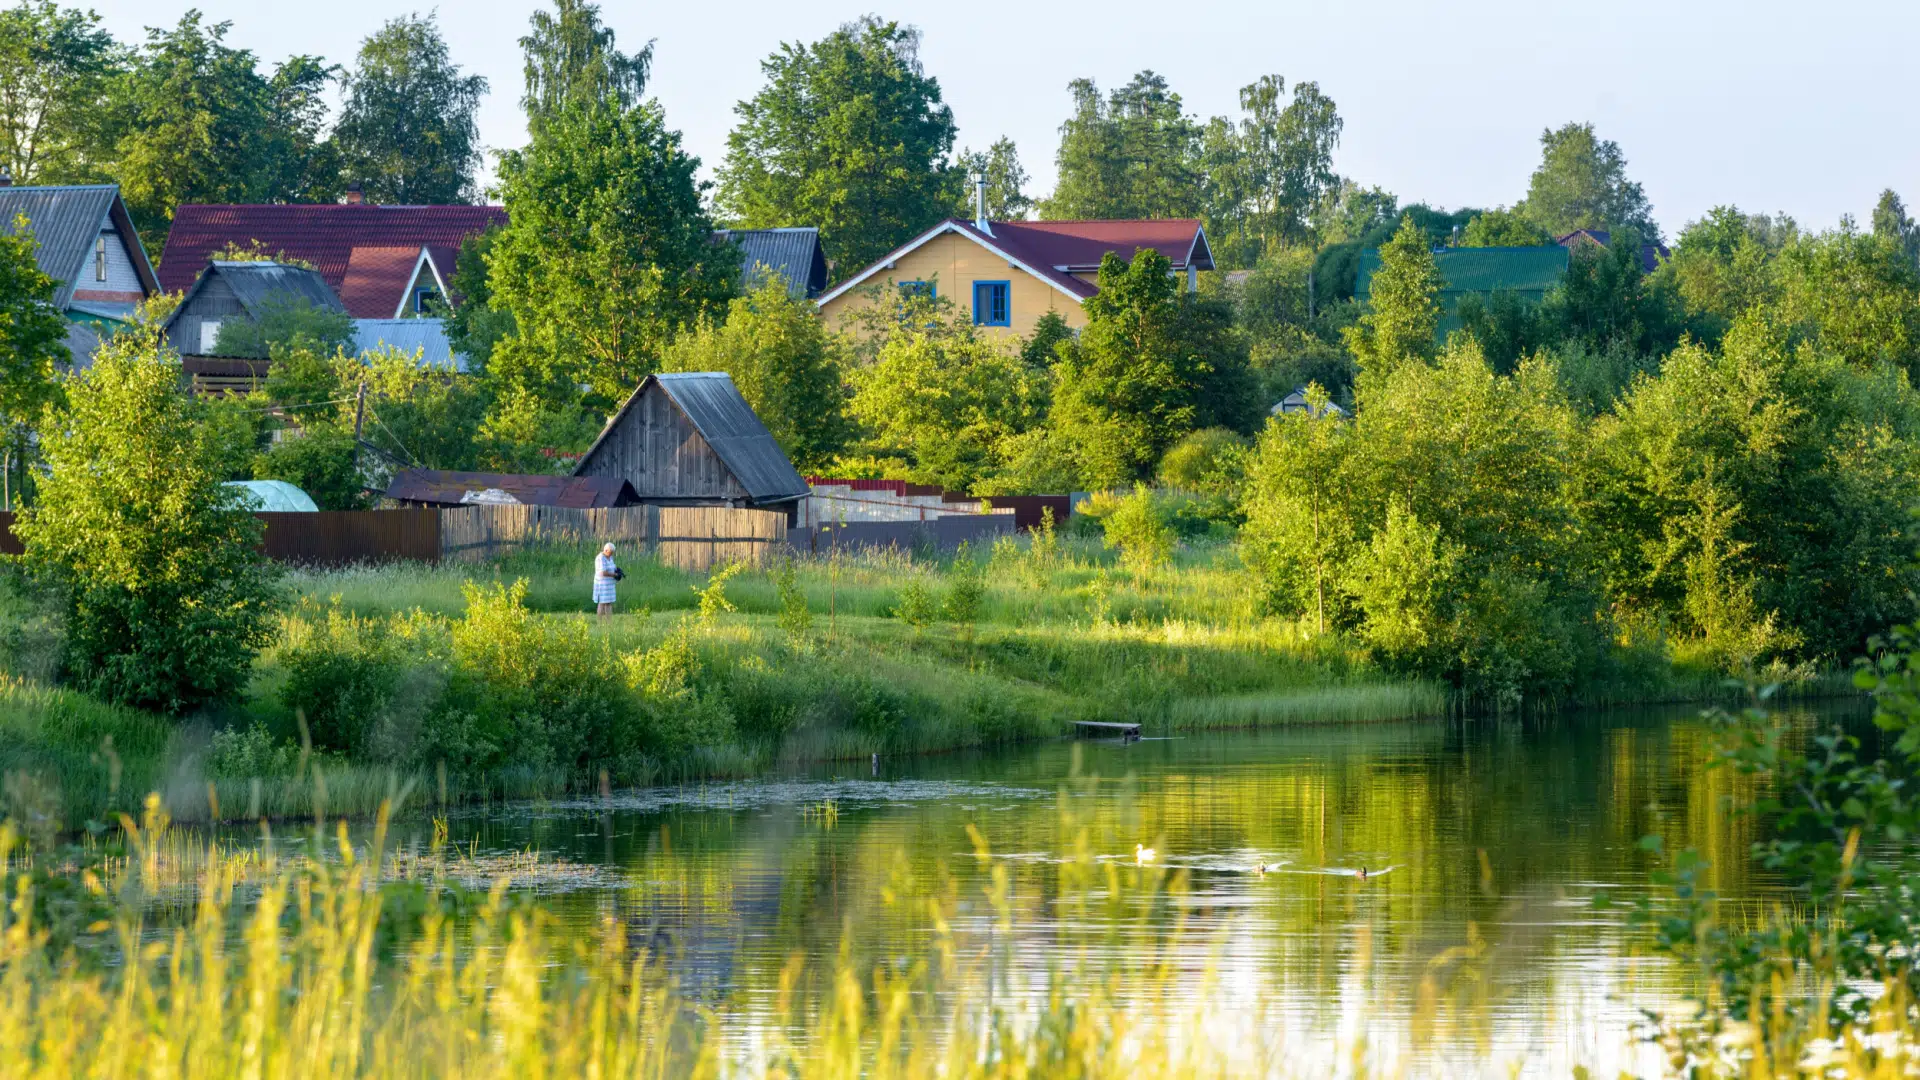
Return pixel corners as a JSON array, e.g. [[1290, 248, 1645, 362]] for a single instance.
[[382, 702, 1859, 1076]]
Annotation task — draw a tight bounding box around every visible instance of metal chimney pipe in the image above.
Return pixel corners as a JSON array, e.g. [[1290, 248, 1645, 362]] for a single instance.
[[973, 172, 991, 236]]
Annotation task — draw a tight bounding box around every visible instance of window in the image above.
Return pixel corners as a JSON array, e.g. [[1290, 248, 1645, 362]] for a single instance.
[[897, 280, 935, 300], [95, 237, 107, 281], [972, 280, 1010, 327], [198, 320, 223, 355], [412, 286, 438, 314]]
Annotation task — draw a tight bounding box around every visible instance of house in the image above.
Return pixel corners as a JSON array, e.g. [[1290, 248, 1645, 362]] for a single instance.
[[716, 227, 829, 298], [160, 260, 347, 392], [814, 211, 1214, 338], [1271, 387, 1347, 418], [156, 200, 508, 319], [0, 181, 159, 365], [1356, 245, 1570, 329], [572, 372, 810, 519], [353, 319, 464, 371], [1554, 229, 1670, 273], [386, 469, 638, 509]]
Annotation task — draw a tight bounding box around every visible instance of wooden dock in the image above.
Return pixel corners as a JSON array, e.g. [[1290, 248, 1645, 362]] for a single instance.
[[1073, 721, 1142, 741]]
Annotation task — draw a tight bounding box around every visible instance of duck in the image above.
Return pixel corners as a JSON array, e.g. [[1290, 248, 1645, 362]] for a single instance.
[[1254, 862, 1270, 876], [1134, 844, 1156, 865], [1355, 866, 1368, 881]]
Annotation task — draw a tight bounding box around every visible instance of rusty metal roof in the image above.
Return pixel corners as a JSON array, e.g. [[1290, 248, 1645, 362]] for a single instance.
[[386, 469, 638, 508], [574, 372, 810, 504]]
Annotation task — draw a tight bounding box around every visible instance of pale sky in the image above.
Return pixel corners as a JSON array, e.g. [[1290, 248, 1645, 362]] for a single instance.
[[81, 0, 1920, 239]]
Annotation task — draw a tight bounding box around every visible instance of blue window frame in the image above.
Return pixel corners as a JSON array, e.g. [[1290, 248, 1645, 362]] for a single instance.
[[898, 280, 935, 300], [973, 280, 1010, 327], [412, 286, 438, 314]]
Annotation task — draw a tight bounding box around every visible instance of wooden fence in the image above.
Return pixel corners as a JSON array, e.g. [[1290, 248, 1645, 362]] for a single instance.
[[0, 504, 787, 572], [440, 503, 787, 572]]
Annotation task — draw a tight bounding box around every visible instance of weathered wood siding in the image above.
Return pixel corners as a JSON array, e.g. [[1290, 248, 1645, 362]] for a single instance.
[[577, 383, 749, 501], [441, 503, 785, 572], [167, 275, 246, 356]]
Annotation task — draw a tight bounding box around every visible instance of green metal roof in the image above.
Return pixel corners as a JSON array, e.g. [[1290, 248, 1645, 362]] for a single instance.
[[1356, 245, 1570, 301]]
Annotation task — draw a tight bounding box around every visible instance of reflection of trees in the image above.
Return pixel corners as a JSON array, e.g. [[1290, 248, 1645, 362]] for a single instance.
[[469, 704, 1845, 1057]]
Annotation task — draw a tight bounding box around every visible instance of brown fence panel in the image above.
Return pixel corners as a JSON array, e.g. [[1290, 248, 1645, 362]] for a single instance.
[[979, 495, 1073, 532], [259, 509, 440, 566], [789, 515, 1016, 556], [439, 504, 656, 562], [0, 511, 19, 556], [657, 506, 786, 573]]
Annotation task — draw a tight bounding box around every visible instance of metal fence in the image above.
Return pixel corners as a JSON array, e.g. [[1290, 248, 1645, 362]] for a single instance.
[[789, 514, 1017, 556]]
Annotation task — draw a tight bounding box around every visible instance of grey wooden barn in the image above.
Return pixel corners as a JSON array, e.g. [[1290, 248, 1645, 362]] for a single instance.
[[572, 373, 810, 518]]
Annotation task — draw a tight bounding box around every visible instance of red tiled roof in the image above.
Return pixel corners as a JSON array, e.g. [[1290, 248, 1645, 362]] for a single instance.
[[157, 204, 506, 317]]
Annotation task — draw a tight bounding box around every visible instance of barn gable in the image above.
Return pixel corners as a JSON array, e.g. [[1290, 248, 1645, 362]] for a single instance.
[[573, 373, 809, 508]]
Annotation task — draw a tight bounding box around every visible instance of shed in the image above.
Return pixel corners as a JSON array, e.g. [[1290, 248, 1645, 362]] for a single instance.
[[161, 260, 347, 359], [386, 469, 638, 509], [715, 227, 829, 298], [572, 372, 810, 516]]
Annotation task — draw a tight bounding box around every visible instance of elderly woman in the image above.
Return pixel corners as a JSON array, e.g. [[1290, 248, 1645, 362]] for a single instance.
[[594, 542, 619, 618]]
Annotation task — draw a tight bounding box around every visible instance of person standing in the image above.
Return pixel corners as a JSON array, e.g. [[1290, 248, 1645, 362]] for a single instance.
[[594, 542, 619, 618]]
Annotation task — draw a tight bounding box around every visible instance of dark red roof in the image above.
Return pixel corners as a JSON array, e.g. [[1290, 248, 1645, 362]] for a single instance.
[[386, 469, 637, 509], [157, 204, 506, 317]]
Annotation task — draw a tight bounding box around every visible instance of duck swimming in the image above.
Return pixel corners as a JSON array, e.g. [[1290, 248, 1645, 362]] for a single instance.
[[1355, 867, 1368, 880], [1135, 844, 1156, 865]]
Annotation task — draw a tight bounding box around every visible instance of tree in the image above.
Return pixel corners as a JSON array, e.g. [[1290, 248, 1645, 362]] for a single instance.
[[488, 97, 735, 410], [0, 214, 69, 425], [1019, 310, 1073, 370], [1241, 389, 1354, 633], [847, 311, 1046, 492], [1459, 207, 1550, 247], [1050, 249, 1256, 487], [438, 225, 515, 371], [0, 0, 119, 185], [108, 12, 338, 250], [1872, 188, 1920, 269], [955, 136, 1031, 220], [1772, 220, 1920, 377], [1343, 216, 1440, 382], [660, 278, 851, 470], [254, 426, 367, 510], [1518, 122, 1660, 241], [1658, 205, 1793, 341], [520, 0, 651, 135], [717, 18, 957, 276], [15, 328, 280, 712], [333, 13, 487, 204], [1204, 74, 1343, 260], [1042, 71, 1202, 221], [212, 293, 355, 359]]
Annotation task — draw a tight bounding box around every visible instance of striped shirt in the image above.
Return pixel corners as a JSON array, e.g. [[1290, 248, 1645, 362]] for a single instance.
[[593, 553, 617, 604]]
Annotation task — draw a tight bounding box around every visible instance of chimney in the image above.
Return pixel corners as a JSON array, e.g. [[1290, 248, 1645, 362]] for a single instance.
[[345, 182, 364, 206], [972, 171, 991, 236]]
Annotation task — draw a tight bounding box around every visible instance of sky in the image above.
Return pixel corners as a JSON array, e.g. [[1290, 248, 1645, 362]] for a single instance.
[[82, 0, 1920, 240]]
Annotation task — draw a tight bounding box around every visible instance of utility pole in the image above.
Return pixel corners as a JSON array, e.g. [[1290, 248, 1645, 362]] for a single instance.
[[350, 381, 367, 476]]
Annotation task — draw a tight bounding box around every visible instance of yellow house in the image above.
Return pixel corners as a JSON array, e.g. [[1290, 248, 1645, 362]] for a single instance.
[[815, 215, 1214, 339]]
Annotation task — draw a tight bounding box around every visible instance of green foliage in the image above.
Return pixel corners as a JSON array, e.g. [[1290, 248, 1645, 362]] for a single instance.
[[1458, 207, 1550, 247], [276, 601, 406, 753], [356, 347, 490, 470], [693, 562, 743, 624], [954, 137, 1031, 220], [332, 13, 487, 204], [1240, 388, 1353, 633], [1772, 222, 1920, 377], [489, 94, 735, 410], [1657, 205, 1793, 342], [518, 0, 652, 136], [942, 542, 984, 628], [1101, 485, 1174, 575], [473, 386, 599, 473], [1018, 310, 1073, 370], [194, 393, 272, 481], [717, 17, 958, 275], [0, 0, 118, 185], [1199, 74, 1342, 261], [1342, 216, 1439, 380], [1050, 249, 1256, 488], [1042, 71, 1202, 221], [0, 214, 69, 427], [206, 720, 300, 777], [1517, 121, 1660, 241], [211, 293, 355, 360], [108, 12, 339, 250], [1224, 244, 1354, 400], [848, 311, 1046, 492], [1872, 188, 1920, 268], [15, 330, 281, 713], [253, 427, 367, 511], [1345, 500, 1458, 669], [660, 278, 851, 470], [892, 577, 938, 631], [438, 225, 516, 371], [774, 559, 812, 647], [1157, 427, 1250, 496]]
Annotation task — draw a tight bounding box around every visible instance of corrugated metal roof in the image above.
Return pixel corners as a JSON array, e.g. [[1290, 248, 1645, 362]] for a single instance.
[[214, 261, 346, 313], [575, 372, 810, 504], [0, 184, 134, 308], [715, 228, 828, 298], [1356, 245, 1570, 299], [353, 318, 463, 371], [386, 469, 637, 508]]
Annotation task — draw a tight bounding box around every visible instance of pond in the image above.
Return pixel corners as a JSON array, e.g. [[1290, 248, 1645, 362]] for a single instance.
[[363, 701, 1857, 1076]]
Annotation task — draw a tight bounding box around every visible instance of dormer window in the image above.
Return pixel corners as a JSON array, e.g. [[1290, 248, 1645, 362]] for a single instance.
[[95, 237, 106, 281], [412, 286, 438, 314]]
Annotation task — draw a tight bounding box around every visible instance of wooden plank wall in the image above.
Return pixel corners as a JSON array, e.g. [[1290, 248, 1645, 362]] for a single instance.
[[441, 503, 786, 572], [577, 384, 749, 500]]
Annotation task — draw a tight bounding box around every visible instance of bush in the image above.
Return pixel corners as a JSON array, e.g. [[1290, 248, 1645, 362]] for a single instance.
[[207, 721, 301, 778], [254, 427, 368, 510], [893, 579, 939, 630], [1156, 427, 1249, 495], [277, 602, 409, 752], [1101, 485, 1175, 574], [15, 331, 281, 713]]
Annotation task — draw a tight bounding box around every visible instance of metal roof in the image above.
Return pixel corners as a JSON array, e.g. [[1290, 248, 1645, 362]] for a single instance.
[[353, 318, 464, 371], [386, 469, 637, 508], [1357, 245, 1571, 299], [715, 228, 829, 298], [223, 480, 319, 511], [574, 372, 811, 504], [162, 262, 347, 336], [0, 183, 157, 308]]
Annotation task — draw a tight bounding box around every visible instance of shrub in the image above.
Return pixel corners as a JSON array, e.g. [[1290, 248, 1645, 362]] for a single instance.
[[254, 427, 368, 511], [207, 721, 301, 778], [693, 562, 744, 624], [15, 331, 281, 713], [774, 560, 812, 647], [622, 621, 733, 756], [1156, 427, 1249, 495], [943, 543, 985, 629], [894, 579, 939, 630], [1101, 485, 1174, 575], [277, 602, 410, 752]]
